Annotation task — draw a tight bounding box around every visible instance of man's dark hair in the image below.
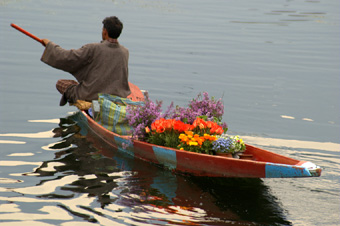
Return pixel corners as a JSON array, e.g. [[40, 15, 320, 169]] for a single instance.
[[102, 16, 123, 39]]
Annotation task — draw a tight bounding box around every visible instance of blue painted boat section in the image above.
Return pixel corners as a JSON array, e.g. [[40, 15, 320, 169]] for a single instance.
[[73, 111, 89, 136], [265, 163, 311, 178], [152, 146, 177, 170], [114, 136, 134, 157]]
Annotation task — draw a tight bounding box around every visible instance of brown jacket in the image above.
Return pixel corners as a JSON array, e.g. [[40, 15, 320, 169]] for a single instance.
[[41, 40, 131, 104]]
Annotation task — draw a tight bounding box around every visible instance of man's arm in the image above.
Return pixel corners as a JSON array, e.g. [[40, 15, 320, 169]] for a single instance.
[[41, 41, 92, 77]]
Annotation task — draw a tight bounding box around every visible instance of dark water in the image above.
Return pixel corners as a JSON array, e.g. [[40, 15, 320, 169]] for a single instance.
[[0, 0, 339, 225]]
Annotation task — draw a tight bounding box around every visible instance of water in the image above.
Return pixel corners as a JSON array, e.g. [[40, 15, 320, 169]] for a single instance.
[[0, 0, 339, 225]]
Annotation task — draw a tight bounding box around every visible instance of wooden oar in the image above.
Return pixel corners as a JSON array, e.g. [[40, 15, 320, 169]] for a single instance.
[[10, 23, 45, 46]]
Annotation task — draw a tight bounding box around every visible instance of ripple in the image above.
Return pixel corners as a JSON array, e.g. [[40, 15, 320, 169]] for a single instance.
[[271, 10, 297, 13], [28, 119, 60, 124], [230, 21, 288, 26], [0, 161, 42, 167], [0, 140, 26, 144], [39, 162, 65, 172], [0, 206, 73, 221], [42, 141, 75, 151], [0, 178, 23, 184], [0, 203, 21, 212], [13, 175, 79, 195], [0, 130, 54, 139], [281, 115, 295, 119], [0, 221, 56, 226], [7, 153, 34, 157]]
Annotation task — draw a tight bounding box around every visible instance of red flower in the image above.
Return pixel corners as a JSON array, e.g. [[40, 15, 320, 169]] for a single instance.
[[173, 120, 191, 132], [151, 118, 191, 134], [151, 118, 167, 133]]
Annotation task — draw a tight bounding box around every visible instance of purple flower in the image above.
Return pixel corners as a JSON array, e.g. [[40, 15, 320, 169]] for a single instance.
[[212, 137, 233, 153], [126, 92, 164, 140], [126, 91, 228, 140], [169, 92, 227, 130]]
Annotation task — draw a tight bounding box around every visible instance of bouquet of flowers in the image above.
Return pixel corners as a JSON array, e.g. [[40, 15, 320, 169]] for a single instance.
[[126, 91, 238, 155], [126, 92, 228, 140]]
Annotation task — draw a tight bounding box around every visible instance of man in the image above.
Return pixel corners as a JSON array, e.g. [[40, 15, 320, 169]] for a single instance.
[[41, 16, 131, 106]]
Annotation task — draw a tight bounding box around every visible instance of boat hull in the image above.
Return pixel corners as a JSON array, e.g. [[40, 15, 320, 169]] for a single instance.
[[75, 111, 321, 178]]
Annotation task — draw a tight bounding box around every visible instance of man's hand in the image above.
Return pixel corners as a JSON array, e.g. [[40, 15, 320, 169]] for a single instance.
[[42, 39, 50, 47]]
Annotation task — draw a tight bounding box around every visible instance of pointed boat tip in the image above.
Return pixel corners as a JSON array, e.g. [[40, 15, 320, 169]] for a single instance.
[[300, 161, 322, 177], [309, 167, 322, 177]]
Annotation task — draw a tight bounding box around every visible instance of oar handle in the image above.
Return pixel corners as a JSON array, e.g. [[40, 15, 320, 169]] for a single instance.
[[10, 23, 45, 46]]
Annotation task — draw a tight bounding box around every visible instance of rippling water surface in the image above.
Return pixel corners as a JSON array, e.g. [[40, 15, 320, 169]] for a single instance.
[[0, 0, 339, 225]]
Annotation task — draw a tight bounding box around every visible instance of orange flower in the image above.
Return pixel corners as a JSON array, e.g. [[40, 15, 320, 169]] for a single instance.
[[206, 121, 213, 129], [185, 131, 193, 138], [210, 124, 223, 135], [196, 137, 205, 146], [203, 133, 211, 139], [192, 118, 207, 130], [203, 133, 217, 141], [215, 127, 224, 135], [191, 117, 224, 135], [210, 136, 218, 141], [151, 118, 169, 133]]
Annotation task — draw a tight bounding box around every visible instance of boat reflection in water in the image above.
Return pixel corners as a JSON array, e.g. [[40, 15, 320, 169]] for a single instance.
[[32, 112, 292, 225]]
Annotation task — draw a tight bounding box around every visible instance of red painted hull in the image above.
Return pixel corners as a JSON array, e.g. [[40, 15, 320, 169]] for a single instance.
[[78, 111, 321, 178]]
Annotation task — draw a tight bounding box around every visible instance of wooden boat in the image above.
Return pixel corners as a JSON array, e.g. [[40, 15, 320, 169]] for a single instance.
[[76, 111, 321, 178], [74, 84, 322, 178]]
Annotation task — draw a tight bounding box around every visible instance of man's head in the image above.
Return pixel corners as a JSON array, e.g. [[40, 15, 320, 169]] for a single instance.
[[102, 16, 123, 40]]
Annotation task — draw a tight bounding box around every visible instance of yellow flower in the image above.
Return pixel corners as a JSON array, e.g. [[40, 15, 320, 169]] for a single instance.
[[189, 141, 198, 146], [179, 133, 186, 139]]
